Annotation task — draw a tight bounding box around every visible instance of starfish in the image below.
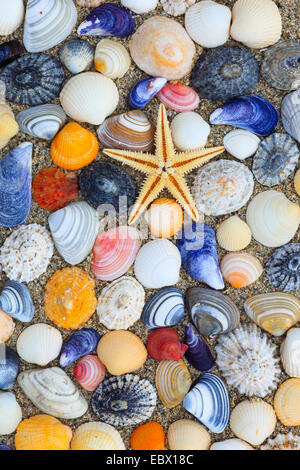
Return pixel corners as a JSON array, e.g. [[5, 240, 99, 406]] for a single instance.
[[103, 104, 224, 225]]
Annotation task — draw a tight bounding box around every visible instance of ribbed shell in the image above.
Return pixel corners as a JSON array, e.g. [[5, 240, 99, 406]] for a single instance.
[[261, 40, 300, 91], [221, 252, 263, 288], [17, 104, 66, 140], [74, 355, 106, 392], [155, 359, 192, 409], [16, 324, 62, 366], [167, 419, 210, 450], [282, 90, 300, 144], [217, 216, 251, 252], [95, 39, 131, 79], [266, 243, 300, 292], [223, 129, 260, 160], [157, 83, 200, 113], [71, 422, 125, 450], [60, 40, 94, 75], [261, 433, 300, 451], [274, 379, 300, 426]]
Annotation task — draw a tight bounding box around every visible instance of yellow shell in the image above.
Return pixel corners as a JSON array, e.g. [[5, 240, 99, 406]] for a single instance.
[[155, 359, 192, 409], [167, 419, 210, 450], [94, 39, 131, 79], [294, 169, 300, 197], [71, 422, 125, 450], [217, 216, 251, 251], [145, 198, 183, 238], [0, 308, 15, 342], [220, 252, 263, 288], [0, 110, 19, 150], [97, 330, 147, 375], [274, 378, 300, 426]]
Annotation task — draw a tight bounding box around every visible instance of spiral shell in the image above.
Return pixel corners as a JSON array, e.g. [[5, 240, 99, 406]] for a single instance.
[[220, 252, 263, 288], [280, 328, 300, 378], [167, 419, 210, 450], [217, 216, 251, 252], [155, 359, 192, 409], [16, 323, 62, 366], [74, 355, 106, 392], [95, 39, 130, 79], [274, 378, 300, 426], [71, 422, 125, 450]]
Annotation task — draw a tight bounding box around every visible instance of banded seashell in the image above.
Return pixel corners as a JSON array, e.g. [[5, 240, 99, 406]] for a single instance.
[[74, 355, 106, 392], [60, 328, 100, 368], [0, 0, 24, 35], [210, 439, 254, 450], [0, 346, 20, 390], [78, 3, 135, 37], [185, 323, 214, 372], [274, 378, 300, 426], [0, 40, 24, 68], [280, 328, 300, 378], [223, 129, 260, 160], [60, 40, 94, 75], [16, 104, 66, 140], [157, 83, 200, 112], [282, 90, 300, 144], [131, 422, 165, 451], [171, 112, 210, 151], [71, 422, 125, 450], [167, 419, 210, 451], [261, 40, 300, 91], [261, 432, 300, 451], [155, 359, 192, 409], [129, 77, 167, 109], [95, 39, 130, 79], [220, 252, 263, 288], [0, 309, 15, 343], [244, 292, 300, 336], [141, 287, 185, 330], [216, 216, 251, 252], [0, 392, 22, 435], [17, 324, 63, 366], [145, 198, 183, 238], [0, 281, 34, 323], [121, 0, 158, 14]]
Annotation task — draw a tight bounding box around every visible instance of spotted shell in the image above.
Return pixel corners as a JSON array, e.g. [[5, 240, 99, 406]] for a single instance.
[[0, 309, 15, 343], [155, 359, 192, 409], [220, 252, 263, 288], [74, 355, 106, 392], [167, 419, 210, 450], [71, 422, 125, 450], [274, 378, 300, 426], [216, 216, 251, 252], [94, 39, 131, 79]]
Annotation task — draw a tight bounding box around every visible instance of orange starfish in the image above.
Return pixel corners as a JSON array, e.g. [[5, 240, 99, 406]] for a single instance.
[[103, 104, 224, 225]]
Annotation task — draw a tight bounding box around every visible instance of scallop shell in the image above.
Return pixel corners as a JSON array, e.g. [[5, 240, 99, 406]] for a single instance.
[[157, 83, 200, 113], [261, 432, 300, 451], [246, 190, 300, 247], [60, 328, 100, 368], [71, 422, 125, 450], [121, 0, 158, 14], [223, 129, 260, 160], [0, 309, 15, 343], [97, 276, 145, 330], [167, 419, 210, 450], [17, 324, 62, 366], [129, 77, 167, 109], [60, 72, 119, 125], [0, 346, 19, 390], [131, 421, 165, 451], [0, 281, 34, 323], [145, 198, 183, 238], [60, 40, 94, 75], [0, 224, 53, 283], [141, 287, 185, 330], [155, 359, 192, 409], [185, 323, 214, 372], [217, 216, 251, 252], [244, 292, 300, 336], [171, 112, 210, 151], [74, 355, 106, 392], [97, 330, 147, 376], [32, 168, 79, 211], [17, 367, 88, 419], [77, 3, 135, 37], [230, 0, 282, 49], [282, 89, 300, 144], [266, 243, 300, 292], [94, 39, 130, 79], [0, 40, 24, 68], [48, 201, 99, 266], [274, 378, 300, 426], [261, 40, 300, 91], [0, 392, 22, 435], [210, 439, 254, 450], [17, 104, 66, 140], [280, 328, 300, 378], [220, 252, 263, 288], [0, 0, 24, 35]]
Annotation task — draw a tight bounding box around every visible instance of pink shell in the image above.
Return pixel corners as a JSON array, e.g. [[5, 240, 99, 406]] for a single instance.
[[157, 82, 200, 112], [74, 355, 106, 391], [91, 226, 141, 281]]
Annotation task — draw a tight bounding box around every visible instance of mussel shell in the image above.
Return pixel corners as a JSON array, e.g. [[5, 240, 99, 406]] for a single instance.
[[129, 77, 167, 109], [16, 104, 67, 140], [0, 40, 24, 67], [0, 281, 34, 323], [261, 40, 300, 91], [185, 323, 215, 372], [77, 3, 135, 37], [60, 328, 101, 368], [141, 287, 185, 330], [60, 39, 94, 75], [0, 346, 20, 390]]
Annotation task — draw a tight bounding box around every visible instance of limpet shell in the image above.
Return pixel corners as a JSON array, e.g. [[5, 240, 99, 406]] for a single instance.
[[274, 378, 300, 426], [0, 309, 15, 343], [223, 129, 260, 160], [261, 432, 300, 451], [0, 392, 22, 435], [282, 90, 300, 144], [17, 104, 66, 140], [141, 287, 185, 330], [74, 355, 106, 392], [280, 328, 300, 378], [145, 198, 183, 238], [216, 216, 251, 252], [220, 252, 263, 288], [94, 39, 131, 79], [266, 243, 300, 292], [60, 40, 94, 75], [0, 0, 24, 35], [261, 40, 300, 91], [155, 359, 192, 409], [167, 419, 210, 451], [131, 422, 165, 451], [17, 323, 62, 366], [71, 422, 125, 450]]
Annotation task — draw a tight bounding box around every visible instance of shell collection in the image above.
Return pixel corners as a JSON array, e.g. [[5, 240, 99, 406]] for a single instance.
[[0, 0, 299, 453]]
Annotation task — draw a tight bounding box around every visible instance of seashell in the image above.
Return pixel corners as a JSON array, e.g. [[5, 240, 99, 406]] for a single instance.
[[161, 0, 195, 16], [15, 415, 72, 451], [60, 72, 119, 125], [280, 328, 300, 378], [79, 161, 136, 213], [33, 168, 78, 211], [74, 355, 106, 392], [141, 287, 185, 330], [157, 83, 200, 113], [0, 142, 32, 228], [18, 367, 88, 419], [51, 122, 99, 171], [145, 198, 183, 238], [223, 129, 260, 160], [221, 252, 263, 288], [266, 243, 300, 292], [0, 392, 22, 435], [0, 53, 65, 106], [0, 309, 15, 343], [193, 160, 254, 216], [217, 216, 251, 252], [185, 323, 214, 372], [0, 81, 19, 151], [230, 0, 282, 49], [244, 292, 300, 337], [0, 281, 34, 323], [0, 346, 19, 390], [60, 40, 94, 75], [210, 439, 254, 450], [210, 94, 278, 137], [295, 169, 300, 196], [216, 324, 280, 398], [44, 267, 97, 330], [0, 445, 11, 450], [0, 0, 24, 35], [48, 201, 99, 265], [185, 1, 231, 48], [17, 104, 66, 141], [0, 40, 24, 68], [282, 90, 300, 144], [129, 16, 196, 80], [183, 373, 229, 433], [274, 378, 300, 426], [71, 422, 125, 450], [17, 324, 63, 366], [261, 40, 300, 91], [97, 330, 147, 376], [60, 328, 100, 368], [186, 287, 240, 336], [76, 0, 106, 6], [97, 110, 154, 152], [0, 224, 53, 283], [92, 374, 157, 427], [121, 0, 158, 14], [92, 226, 141, 281], [191, 46, 259, 103], [146, 328, 188, 361], [134, 239, 181, 289], [94, 39, 131, 79], [129, 77, 167, 109], [171, 112, 210, 151], [167, 419, 210, 450], [131, 422, 165, 451], [261, 432, 300, 451], [78, 3, 135, 37], [177, 222, 224, 290], [246, 190, 300, 247], [97, 276, 145, 330], [156, 359, 192, 409]]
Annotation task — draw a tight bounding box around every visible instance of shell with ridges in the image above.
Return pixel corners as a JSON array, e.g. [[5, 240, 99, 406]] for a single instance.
[[17, 104, 66, 140], [77, 3, 135, 37], [261, 40, 300, 91], [0, 281, 34, 323], [171, 112, 210, 151], [223, 129, 260, 160], [145, 198, 183, 238], [94, 39, 130, 79], [71, 422, 125, 450], [0, 309, 15, 343], [74, 355, 106, 392], [60, 40, 94, 75], [32, 168, 79, 211], [141, 287, 185, 330], [0, 346, 19, 390], [155, 359, 192, 409], [0, 392, 22, 435], [17, 324, 62, 366], [274, 378, 300, 426], [261, 432, 300, 451], [157, 83, 200, 113], [220, 252, 263, 288], [217, 216, 251, 252], [167, 419, 210, 451], [266, 243, 300, 292], [280, 328, 300, 378], [60, 328, 100, 368], [282, 90, 300, 144], [130, 422, 165, 451], [121, 0, 158, 14], [0, 0, 24, 35], [210, 439, 253, 450]]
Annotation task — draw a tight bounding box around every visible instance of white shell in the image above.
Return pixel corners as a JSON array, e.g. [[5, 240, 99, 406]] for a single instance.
[[16, 104, 67, 140], [0, 0, 24, 35], [280, 328, 300, 378], [223, 130, 260, 160], [60, 72, 119, 126], [0, 392, 22, 435], [261, 432, 300, 450], [94, 39, 131, 80], [185, 0, 231, 48], [48, 201, 99, 266], [17, 367, 88, 419], [17, 323, 63, 366], [23, 0, 77, 53], [171, 112, 210, 151], [134, 239, 181, 289], [246, 190, 300, 248], [210, 439, 254, 450], [161, 0, 195, 16], [281, 90, 300, 144], [121, 0, 158, 14]]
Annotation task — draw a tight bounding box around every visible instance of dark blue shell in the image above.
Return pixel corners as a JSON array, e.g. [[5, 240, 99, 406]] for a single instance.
[[60, 328, 100, 368], [0, 53, 65, 105], [185, 323, 214, 372], [0, 346, 20, 390], [0, 40, 24, 67], [0, 281, 34, 322], [191, 46, 259, 102], [210, 94, 278, 136], [77, 3, 135, 37], [176, 222, 224, 290], [0, 444, 11, 450], [129, 78, 167, 109], [266, 243, 300, 292], [141, 287, 185, 329]]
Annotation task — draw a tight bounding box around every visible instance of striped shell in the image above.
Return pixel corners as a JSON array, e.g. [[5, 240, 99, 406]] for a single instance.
[[167, 419, 210, 450], [145, 198, 183, 238], [0, 309, 15, 343], [157, 82, 200, 112], [16, 104, 66, 140], [261, 432, 300, 450], [74, 355, 106, 392], [71, 422, 125, 450], [0, 281, 34, 323], [274, 378, 300, 426], [220, 252, 263, 288], [95, 39, 131, 79], [217, 216, 251, 251], [59, 40, 94, 75], [141, 287, 185, 330], [155, 359, 192, 409], [282, 89, 300, 144]]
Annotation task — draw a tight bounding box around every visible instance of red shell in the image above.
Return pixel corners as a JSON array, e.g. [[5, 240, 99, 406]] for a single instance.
[[32, 168, 79, 211], [157, 82, 200, 112], [146, 328, 188, 361]]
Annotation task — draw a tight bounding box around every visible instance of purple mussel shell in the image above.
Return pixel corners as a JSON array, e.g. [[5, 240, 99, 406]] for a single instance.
[[0, 40, 24, 67], [77, 3, 135, 37], [60, 328, 101, 368], [129, 77, 167, 109], [0, 346, 20, 390], [0, 444, 11, 450], [185, 323, 215, 371]]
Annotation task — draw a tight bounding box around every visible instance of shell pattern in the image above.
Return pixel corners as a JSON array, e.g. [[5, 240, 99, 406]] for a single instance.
[[60, 39, 94, 75], [155, 359, 192, 409], [141, 287, 185, 330], [266, 244, 300, 292], [0, 281, 34, 323], [261, 40, 300, 91], [281, 89, 300, 144], [16, 104, 67, 140]]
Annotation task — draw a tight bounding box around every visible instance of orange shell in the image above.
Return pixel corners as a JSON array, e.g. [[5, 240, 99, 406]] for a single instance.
[[50, 122, 99, 170], [131, 422, 165, 450], [274, 378, 300, 426], [145, 198, 183, 238], [15, 414, 72, 450], [44, 267, 97, 330], [0, 308, 15, 342]]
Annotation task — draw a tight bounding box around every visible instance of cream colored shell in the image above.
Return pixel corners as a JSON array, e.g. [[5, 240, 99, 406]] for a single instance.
[[210, 439, 254, 450], [155, 360, 192, 409], [280, 328, 300, 378], [94, 39, 131, 79], [167, 419, 210, 450], [16, 323, 63, 366], [274, 378, 300, 426], [71, 422, 125, 450], [294, 168, 300, 196], [217, 216, 251, 251], [0, 392, 22, 435], [0, 0, 24, 35]]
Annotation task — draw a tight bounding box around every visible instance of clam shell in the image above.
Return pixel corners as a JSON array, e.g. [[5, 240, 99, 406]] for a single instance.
[[141, 287, 185, 330], [167, 419, 210, 450], [261, 432, 300, 451], [129, 77, 167, 109], [280, 328, 300, 378], [185, 323, 214, 372], [155, 359, 192, 409], [0, 40, 25, 67], [282, 89, 300, 144], [94, 39, 130, 79], [0, 392, 22, 435], [60, 328, 100, 368], [17, 104, 66, 140], [157, 83, 200, 113], [131, 421, 165, 451], [60, 39, 94, 75], [0, 281, 34, 323], [145, 198, 183, 238], [0, 346, 20, 390], [274, 378, 300, 426], [121, 0, 158, 14], [210, 439, 253, 450], [223, 129, 260, 160], [78, 3, 135, 37], [17, 324, 62, 366], [261, 40, 300, 91], [0, 309, 15, 343], [217, 216, 251, 251], [0, 0, 24, 35], [266, 243, 300, 292], [32, 168, 79, 211], [17, 367, 88, 419], [221, 252, 263, 288], [71, 422, 125, 450], [74, 355, 106, 392], [171, 112, 210, 151]]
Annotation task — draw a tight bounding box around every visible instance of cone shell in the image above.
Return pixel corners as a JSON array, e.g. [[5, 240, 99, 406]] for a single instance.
[[131, 422, 165, 450], [167, 419, 210, 450], [95, 39, 131, 79], [217, 216, 251, 252], [15, 415, 72, 450], [294, 168, 300, 196], [16, 104, 66, 140], [74, 355, 106, 392], [0, 309, 15, 343], [0, 392, 22, 435], [210, 439, 254, 450], [220, 252, 263, 288], [145, 198, 183, 238], [261, 432, 300, 451], [16, 323, 62, 366], [32, 168, 79, 211], [0, 0, 24, 35], [155, 359, 192, 409], [274, 378, 300, 426], [157, 82, 200, 113], [280, 328, 300, 378], [71, 422, 125, 450], [97, 330, 147, 376]]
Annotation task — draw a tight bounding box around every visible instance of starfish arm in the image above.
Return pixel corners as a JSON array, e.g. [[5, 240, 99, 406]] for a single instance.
[[165, 174, 199, 221], [128, 174, 165, 225], [171, 146, 225, 175], [103, 148, 158, 174], [155, 104, 175, 162]]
